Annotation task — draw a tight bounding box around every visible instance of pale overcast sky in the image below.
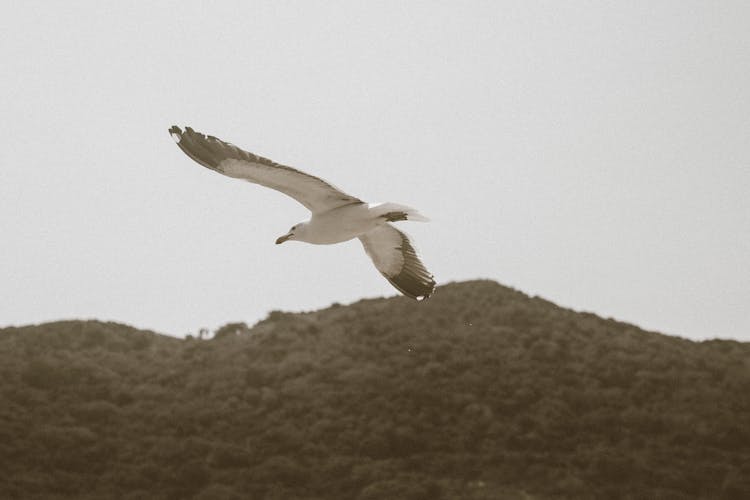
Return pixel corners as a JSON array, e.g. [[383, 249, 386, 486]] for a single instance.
[[2, 1, 748, 341]]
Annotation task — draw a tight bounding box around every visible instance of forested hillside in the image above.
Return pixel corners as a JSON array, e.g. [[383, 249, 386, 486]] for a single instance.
[[1, 280, 749, 499]]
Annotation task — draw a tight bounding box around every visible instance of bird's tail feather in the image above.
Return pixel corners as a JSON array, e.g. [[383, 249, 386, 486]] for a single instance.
[[370, 202, 430, 222]]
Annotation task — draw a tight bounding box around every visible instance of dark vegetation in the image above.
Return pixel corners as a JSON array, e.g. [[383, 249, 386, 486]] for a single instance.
[[1, 280, 749, 499]]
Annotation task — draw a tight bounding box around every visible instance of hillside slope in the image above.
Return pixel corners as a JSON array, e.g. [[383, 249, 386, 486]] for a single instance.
[[1, 280, 749, 499]]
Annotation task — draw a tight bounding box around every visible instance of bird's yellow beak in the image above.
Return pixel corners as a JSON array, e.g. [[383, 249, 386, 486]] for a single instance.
[[275, 233, 292, 245]]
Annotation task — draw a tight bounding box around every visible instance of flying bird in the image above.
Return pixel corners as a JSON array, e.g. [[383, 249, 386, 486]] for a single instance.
[[169, 126, 436, 300]]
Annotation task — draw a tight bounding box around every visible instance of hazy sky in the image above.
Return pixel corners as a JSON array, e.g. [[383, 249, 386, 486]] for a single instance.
[[2, 2, 749, 341]]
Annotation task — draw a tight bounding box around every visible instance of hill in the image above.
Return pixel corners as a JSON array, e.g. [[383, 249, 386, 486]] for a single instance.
[[1, 280, 749, 499]]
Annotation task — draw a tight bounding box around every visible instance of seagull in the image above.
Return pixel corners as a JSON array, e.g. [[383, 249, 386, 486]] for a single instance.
[[169, 126, 436, 300]]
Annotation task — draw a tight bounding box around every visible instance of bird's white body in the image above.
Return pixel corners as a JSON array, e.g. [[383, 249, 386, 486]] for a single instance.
[[303, 204, 379, 244], [295, 203, 425, 245]]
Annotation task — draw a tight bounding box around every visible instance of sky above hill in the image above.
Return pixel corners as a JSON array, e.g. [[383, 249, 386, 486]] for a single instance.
[[2, 1, 749, 341]]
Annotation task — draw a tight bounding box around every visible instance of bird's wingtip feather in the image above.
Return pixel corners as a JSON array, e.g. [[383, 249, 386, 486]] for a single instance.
[[169, 125, 183, 143]]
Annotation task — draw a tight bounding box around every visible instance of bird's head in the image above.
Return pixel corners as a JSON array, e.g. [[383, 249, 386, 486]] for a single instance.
[[275, 222, 308, 244]]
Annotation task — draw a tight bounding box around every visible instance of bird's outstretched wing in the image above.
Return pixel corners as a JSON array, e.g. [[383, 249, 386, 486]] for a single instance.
[[359, 224, 436, 300], [169, 126, 364, 214]]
